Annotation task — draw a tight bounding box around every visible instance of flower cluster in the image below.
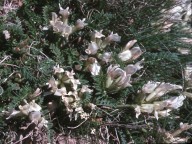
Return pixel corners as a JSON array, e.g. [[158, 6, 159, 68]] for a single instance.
[[79, 30, 143, 93], [134, 81, 185, 120], [106, 59, 144, 93], [50, 4, 87, 40], [47, 65, 93, 121], [82, 30, 121, 76], [2, 99, 48, 128]]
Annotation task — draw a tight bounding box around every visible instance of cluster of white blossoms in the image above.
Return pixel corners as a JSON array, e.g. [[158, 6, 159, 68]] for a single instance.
[[162, 0, 191, 23], [106, 59, 144, 93], [49, 4, 87, 40], [79, 30, 143, 93], [47, 65, 94, 121], [2, 98, 48, 128], [134, 81, 186, 120], [83, 30, 121, 76]]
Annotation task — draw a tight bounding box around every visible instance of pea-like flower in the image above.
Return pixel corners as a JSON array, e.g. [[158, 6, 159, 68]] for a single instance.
[[85, 41, 99, 55], [59, 5, 70, 20], [135, 81, 185, 120], [98, 52, 112, 63], [19, 100, 42, 116], [105, 32, 121, 43], [91, 30, 105, 41], [50, 5, 86, 40], [75, 18, 87, 30], [106, 60, 143, 92], [86, 57, 101, 76], [106, 65, 132, 92], [54, 87, 67, 96], [142, 81, 182, 102], [118, 40, 142, 62], [53, 64, 64, 74], [3, 30, 10, 39], [3, 100, 42, 120]]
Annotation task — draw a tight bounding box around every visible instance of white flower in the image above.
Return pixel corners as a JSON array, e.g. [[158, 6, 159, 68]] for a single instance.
[[142, 81, 159, 94], [135, 105, 141, 118], [91, 128, 96, 135], [162, 95, 186, 109], [88, 103, 97, 110], [179, 122, 192, 132], [59, 5, 70, 19], [65, 70, 75, 79], [46, 77, 58, 92], [184, 63, 192, 81], [118, 46, 142, 62], [29, 88, 42, 99], [125, 40, 137, 50], [118, 40, 142, 62], [124, 64, 138, 75], [38, 117, 48, 128], [50, 12, 58, 26], [130, 46, 142, 60], [124, 59, 144, 75], [52, 21, 64, 32], [85, 41, 99, 55], [61, 25, 73, 39], [178, 48, 191, 55], [3, 110, 22, 120], [154, 109, 171, 120], [75, 18, 87, 30], [80, 85, 93, 93], [19, 100, 42, 115], [135, 104, 154, 118], [157, 109, 172, 117], [3, 30, 10, 39], [93, 30, 105, 39], [80, 112, 90, 120], [62, 96, 75, 107], [54, 87, 67, 96], [118, 50, 132, 62], [105, 32, 121, 43], [106, 65, 132, 91], [143, 82, 182, 102], [87, 57, 101, 76], [29, 111, 41, 123], [98, 52, 112, 63], [53, 64, 64, 74], [71, 78, 81, 90]]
